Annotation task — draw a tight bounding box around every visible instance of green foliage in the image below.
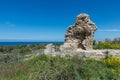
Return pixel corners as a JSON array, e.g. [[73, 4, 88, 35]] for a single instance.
[[1, 54, 120, 80], [0, 44, 46, 53], [93, 42, 120, 49], [0, 43, 120, 80]]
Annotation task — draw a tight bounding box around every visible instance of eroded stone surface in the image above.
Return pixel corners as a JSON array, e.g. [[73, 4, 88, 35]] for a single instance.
[[44, 44, 55, 55], [44, 44, 120, 59], [43, 13, 120, 59], [61, 13, 97, 50]]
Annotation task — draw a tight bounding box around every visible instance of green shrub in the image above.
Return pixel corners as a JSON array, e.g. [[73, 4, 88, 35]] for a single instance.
[[1, 54, 120, 80], [93, 42, 120, 49]]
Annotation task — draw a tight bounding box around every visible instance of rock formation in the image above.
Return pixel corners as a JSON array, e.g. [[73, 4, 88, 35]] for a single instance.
[[61, 13, 97, 50], [44, 13, 120, 59], [44, 44, 55, 55]]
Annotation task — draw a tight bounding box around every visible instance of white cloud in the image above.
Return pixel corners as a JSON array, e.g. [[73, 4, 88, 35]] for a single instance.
[[98, 29, 120, 32]]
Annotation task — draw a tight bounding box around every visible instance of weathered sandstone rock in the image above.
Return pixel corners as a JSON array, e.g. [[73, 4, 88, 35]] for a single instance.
[[61, 13, 97, 50], [43, 13, 120, 59], [44, 44, 55, 55]]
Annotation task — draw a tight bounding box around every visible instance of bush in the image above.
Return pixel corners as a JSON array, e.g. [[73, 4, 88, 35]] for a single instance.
[[1, 54, 120, 80], [93, 42, 120, 49]]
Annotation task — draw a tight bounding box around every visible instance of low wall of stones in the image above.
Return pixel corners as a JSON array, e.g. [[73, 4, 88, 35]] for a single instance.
[[75, 49, 120, 59], [44, 44, 120, 59], [44, 49, 120, 59]]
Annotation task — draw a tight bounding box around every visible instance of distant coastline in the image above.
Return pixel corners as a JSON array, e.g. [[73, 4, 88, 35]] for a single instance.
[[0, 42, 64, 46]]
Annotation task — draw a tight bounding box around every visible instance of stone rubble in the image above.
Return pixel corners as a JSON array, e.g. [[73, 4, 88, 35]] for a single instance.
[[60, 13, 97, 50], [44, 44, 55, 55], [44, 44, 120, 59], [43, 13, 120, 59]]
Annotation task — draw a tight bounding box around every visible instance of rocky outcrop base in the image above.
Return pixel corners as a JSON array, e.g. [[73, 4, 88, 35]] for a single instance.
[[44, 46, 120, 59]]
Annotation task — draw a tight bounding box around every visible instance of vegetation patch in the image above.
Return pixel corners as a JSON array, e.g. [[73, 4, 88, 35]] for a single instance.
[[1, 54, 120, 80]]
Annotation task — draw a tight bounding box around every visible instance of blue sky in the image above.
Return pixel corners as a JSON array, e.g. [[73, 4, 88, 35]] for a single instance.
[[0, 0, 120, 41]]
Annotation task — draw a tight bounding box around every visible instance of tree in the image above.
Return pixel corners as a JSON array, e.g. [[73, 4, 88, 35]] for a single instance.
[[113, 37, 120, 44], [105, 38, 111, 42]]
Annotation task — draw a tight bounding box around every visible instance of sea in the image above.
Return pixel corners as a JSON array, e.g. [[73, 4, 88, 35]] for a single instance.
[[0, 42, 64, 46]]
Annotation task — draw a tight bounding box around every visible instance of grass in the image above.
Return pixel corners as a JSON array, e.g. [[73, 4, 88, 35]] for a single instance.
[[0, 42, 120, 80], [1, 54, 120, 80]]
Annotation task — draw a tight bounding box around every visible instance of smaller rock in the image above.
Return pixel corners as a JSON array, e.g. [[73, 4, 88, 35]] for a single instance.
[[44, 44, 55, 55]]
